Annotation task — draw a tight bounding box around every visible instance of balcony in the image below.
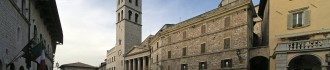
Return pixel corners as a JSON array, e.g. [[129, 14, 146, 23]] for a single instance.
[[275, 38, 330, 52]]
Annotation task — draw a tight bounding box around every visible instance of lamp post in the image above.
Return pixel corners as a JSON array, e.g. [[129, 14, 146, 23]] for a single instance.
[[56, 62, 59, 70], [236, 49, 243, 63]]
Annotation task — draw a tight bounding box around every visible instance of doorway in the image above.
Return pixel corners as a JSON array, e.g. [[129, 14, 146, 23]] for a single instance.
[[288, 55, 321, 70], [250, 56, 269, 70]]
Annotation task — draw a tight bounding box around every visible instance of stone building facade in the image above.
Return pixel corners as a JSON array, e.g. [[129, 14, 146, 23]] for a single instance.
[[148, 0, 268, 70], [106, 0, 270, 70], [0, 0, 63, 70], [258, 0, 330, 70]]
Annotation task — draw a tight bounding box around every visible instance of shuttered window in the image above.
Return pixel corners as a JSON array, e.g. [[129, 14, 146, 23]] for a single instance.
[[288, 10, 311, 29]]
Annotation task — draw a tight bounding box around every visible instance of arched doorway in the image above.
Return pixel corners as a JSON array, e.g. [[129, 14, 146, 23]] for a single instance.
[[288, 55, 321, 70], [250, 56, 269, 70], [19, 66, 24, 70]]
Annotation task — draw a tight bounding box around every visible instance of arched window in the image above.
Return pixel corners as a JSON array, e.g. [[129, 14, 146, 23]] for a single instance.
[[135, 13, 139, 23], [117, 0, 120, 5], [34, 25, 37, 38], [9, 64, 15, 70], [135, 0, 139, 6], [40, 34, 43, 41], [19, 66, 24, 70], [47, 45, 49, 55], [17, 27, 20, 41], [128, 11, 132, 20], [118, 13, 120, 22], [21, 0, 26, 13], [129, 0, 132, 3], [121, 10, 123, 20]]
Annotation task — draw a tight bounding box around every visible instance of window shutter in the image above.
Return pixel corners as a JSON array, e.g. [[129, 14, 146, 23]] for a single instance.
[[304, 10, 311, 26], [287, 14, 293, 29]]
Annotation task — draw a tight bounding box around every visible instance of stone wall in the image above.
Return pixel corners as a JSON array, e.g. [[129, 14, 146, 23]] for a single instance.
[[0, 0, 30, 70], [0, 0, 60, 70], [149, 1, 253, 69]]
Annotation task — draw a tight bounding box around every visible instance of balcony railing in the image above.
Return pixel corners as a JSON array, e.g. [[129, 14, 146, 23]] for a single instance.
[[276, 38, 330, 52]]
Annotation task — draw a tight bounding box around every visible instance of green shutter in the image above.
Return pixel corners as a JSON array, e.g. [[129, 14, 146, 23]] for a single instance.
[[304, 10, 311, 26], [288, 14, 293, 29]]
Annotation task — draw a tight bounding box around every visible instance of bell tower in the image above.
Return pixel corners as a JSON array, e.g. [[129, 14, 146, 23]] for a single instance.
[[116, 0, 142, 54]]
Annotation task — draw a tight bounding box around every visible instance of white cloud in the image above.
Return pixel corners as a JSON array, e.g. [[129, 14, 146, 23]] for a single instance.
[[55, 0, 116, 66]]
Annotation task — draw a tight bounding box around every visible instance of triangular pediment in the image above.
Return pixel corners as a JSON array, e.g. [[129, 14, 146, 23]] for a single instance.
[[126, 47, 147, 56]]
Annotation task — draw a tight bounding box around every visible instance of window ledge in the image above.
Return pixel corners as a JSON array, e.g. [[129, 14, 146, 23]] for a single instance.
[[288, 25, 310, 30], [277, 28, 330, 38]]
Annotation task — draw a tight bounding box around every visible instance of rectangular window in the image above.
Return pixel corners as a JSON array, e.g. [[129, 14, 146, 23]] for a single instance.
[[157, 42, 159, 48], [119, 40, 121, 45], [181, 64, 188, 70], [168, 51, 171, 58], [118, 13, 120, 22], [201, 25, 206, 34], [224, 38, 230, 49], [183, 31, 187, 39], [156, 55, 159, 62], [117, 0, 120, 5], [221, 59, 232, 68], [136, 0, 139, 6], [293, 12, 303, 28], [182, 47, 187, 56], [225, 17, 231, 27], [199, 62, 207, 70], [201, 43, 206, 53]]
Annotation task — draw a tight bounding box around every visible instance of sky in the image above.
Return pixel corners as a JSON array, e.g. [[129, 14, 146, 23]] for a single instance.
[[54, 0, 260, 67]]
